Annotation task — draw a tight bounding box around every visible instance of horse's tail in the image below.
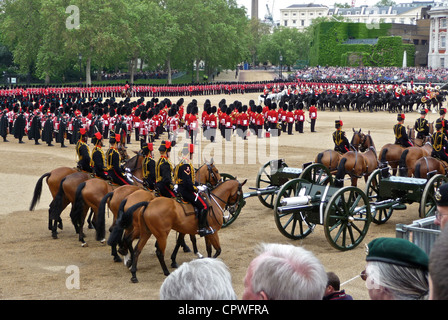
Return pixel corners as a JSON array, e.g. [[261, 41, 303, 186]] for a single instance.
[[49, 177, 66, 221], [398, 149, 410, 177], [335, 158, 347, 188], [98, 192, 114, 224], [29, 172, 50, 211], [70, 182, 86, 229], [380, 148, 388, 167], [414, 161, 421, 178], [107, 200, 149, 247], [94, 193, 110, 242], [316, 152, 324, 164]]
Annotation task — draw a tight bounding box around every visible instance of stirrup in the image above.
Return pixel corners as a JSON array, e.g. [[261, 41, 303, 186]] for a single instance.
[[198, 227, 214, 237]]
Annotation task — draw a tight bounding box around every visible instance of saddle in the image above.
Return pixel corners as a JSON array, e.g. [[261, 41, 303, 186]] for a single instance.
[[76, 167, 96, 179], [176, 197, 197, 217]]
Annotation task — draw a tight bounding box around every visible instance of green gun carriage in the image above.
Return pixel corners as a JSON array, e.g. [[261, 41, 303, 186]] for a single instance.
[[365, 166, 448, 224], [220, 160, 332, 228], [272, 164, 371, 251]]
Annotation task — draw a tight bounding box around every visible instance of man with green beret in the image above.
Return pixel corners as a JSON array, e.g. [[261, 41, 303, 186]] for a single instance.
[[435, 183, 448, 230], [362, 237, 429, 300]]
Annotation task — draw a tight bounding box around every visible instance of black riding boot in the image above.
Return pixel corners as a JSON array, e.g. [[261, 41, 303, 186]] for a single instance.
[[198, 209, 214, 237]]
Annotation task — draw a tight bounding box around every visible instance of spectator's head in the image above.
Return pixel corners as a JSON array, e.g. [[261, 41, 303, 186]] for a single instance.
[[242, 243, 327, 300], [429, 225, 448, 300], [160, 258, 237, 300], [363, 238, 429, 300]]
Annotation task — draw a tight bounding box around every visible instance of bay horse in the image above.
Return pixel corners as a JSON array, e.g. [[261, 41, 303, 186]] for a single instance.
[[68, 152, 144, 246], [102, 159, 222, 263], [414, 156, 448, 179], [29, 166, 80, 235], [113, 179, 246, 282], [397, 141, 432, 177], [334, 131, 378, 188], [314, 128, 362, 174], [378, 143, 407, 176]]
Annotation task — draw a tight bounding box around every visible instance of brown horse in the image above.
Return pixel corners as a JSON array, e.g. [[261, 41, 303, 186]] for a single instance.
[[315, 128, 363, 174], [68, 152, 144, 246], [334, 131, 378, 188], [397, 141, 432, 177], [29, 166, 79, 234], [407, 127, 431, 147], [414, 156, 448, 179], [378, 143, 406, 176], [110, 178, 246, 282], [102, 160, 222, 263]]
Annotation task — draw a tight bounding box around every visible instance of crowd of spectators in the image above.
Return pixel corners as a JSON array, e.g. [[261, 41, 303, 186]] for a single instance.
[[296, 66, 448, 83], [101, 70, 182, 81]]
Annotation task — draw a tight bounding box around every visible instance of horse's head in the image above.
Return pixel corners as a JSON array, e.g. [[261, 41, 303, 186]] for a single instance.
[[197, 158, 221, 187], [350, 129, 364, 151], [226, 179, 246, 207]]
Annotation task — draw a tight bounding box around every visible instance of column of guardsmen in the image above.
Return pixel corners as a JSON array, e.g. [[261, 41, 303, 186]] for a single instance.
[[1, 88, 324, 147]]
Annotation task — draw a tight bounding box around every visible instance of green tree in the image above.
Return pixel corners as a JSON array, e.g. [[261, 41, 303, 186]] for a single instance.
[[1, 0, 43, 81], [257, 27, 311, 69]]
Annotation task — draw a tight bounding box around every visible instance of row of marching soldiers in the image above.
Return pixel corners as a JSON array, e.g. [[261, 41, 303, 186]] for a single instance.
[[1, 95, 317, 149]]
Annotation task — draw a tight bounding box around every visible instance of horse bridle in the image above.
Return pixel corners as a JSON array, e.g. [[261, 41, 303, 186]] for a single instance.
[[208, 181, 243, 222], [196, 163, 221, 188]]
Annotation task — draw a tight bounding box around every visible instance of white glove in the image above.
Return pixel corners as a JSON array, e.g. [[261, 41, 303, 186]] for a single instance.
[[174, 184, 178, 192], [197, 185, 207, 192]]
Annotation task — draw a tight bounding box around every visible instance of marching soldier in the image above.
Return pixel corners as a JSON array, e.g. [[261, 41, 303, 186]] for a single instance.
[[431, 119, 448, 163], [174, 143, 213, 237], [42, 113, 54, 146], [309, 101, 317, 132], [106, 133, 133, 185], [76, 128, 92, 172], [91, 132, 109, 180], [0, 109, 9, 142], [294, 103, 305, 133], [414, 109, 429, 139], [394, 114, 413, 148], [141, 142, 156, 191], [155, 140, 176, 198], [333, 120, 351, 154]]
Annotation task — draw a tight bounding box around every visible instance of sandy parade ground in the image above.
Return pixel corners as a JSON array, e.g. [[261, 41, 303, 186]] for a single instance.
[[0, 70, 442, 302]]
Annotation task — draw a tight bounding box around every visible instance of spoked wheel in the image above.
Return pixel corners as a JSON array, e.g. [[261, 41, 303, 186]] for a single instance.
[[365, 168, 392, 224], [219, 173, 244, 228], [220, 173, 235, 182], [274, 178, 315, 240], [256, 160, 288, 208], [324, 186, 371, 251], [299, 163, 333, 186], [420, 174, 448, 218]]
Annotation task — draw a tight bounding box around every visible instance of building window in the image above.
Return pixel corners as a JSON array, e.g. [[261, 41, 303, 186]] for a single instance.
[[441, 18, 447, 28], [441, 58, 445, 68], [284, 20, 288, 27], [441, 35, 446, 48], [292, 20, 296, 25], [301, 20, 305, 26]]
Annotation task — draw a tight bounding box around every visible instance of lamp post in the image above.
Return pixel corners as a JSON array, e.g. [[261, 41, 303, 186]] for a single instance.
[[279, 53, 283, 80], [78, 53, 82, 85]]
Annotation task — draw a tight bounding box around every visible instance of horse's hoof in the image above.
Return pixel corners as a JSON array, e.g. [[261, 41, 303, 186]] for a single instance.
[[113, 256, 122, 263], [196, 252, 204, 259], [171, 262, 179, 268], [99, 239, 106, 244], [52, 234, 58, 240], [131, 277, 139, 283], [81, 242, 88, 247], [182, 246, 191, 253]]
